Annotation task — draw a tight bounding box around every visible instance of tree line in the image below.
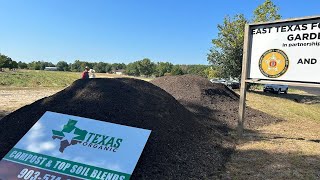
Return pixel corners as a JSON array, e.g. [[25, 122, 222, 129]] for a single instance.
[[0, 54, 18, 71], [0, 54, 217, 78]]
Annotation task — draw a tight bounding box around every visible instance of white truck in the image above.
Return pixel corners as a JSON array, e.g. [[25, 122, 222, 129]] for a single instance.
[[263, 84, 288, 94]]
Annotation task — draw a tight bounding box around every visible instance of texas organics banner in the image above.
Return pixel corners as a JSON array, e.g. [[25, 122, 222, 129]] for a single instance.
[[0, 111, 151, 180]]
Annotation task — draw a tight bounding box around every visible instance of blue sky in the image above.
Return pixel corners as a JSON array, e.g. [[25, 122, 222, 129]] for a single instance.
[[0, 0, 319, 65]]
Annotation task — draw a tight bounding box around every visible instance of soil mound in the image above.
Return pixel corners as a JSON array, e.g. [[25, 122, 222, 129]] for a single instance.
[[0, 78, 232, 179], [151, 75, 281, 129]]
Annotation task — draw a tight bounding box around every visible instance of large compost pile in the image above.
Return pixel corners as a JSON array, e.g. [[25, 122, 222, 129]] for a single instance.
[[151, 75, 281, 129], [0, 78, 233, 179]]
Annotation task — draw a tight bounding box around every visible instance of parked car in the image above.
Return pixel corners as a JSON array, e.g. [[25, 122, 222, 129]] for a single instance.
[[263, 84, 288, 94], [228, 80, 240, 89], [210, 78, 240, 89], [209, 78, 220, 83]]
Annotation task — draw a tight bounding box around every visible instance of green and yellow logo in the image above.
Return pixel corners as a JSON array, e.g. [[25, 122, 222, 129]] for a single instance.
[[52, 120, 123, 153], [259, 49, 289, 78]]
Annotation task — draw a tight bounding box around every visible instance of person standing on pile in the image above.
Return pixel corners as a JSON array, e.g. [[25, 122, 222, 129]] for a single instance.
[[81, 66, 90, 79]]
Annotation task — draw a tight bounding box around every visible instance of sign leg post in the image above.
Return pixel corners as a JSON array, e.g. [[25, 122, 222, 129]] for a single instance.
[[237, 82, 247, 138], [238, 24, 249, 139]]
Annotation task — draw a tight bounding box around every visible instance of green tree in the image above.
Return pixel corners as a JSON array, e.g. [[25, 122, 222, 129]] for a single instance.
[[70, 60, 80, 72], [171, 65, 184, 75], [70, 60, 88, 72], [203, 67, 217, 79], [154, 62, 173, 77], [11, 61, 18, 69], [28, 61, 54, 70], [178, 65, 188, 74], [0, 54, 15, 70], [29, 61, 41, 70], [4, 59, 13, 69], [93, 62, 107, 73], [253, 0, 281, 23], [126, 61, 140, 76], [0, 56, 6, 70], [138, 58, 155, 77], [207, 14, 248, 79], [18, 61, 28, 69], [40, 61, 55, 70], [207, 0, 281, 79], [56, 61, 70, 71], [83, 62, 94, 70], [105, 63, 112, 73], [186, 65, 208, 77], [112, 63, 126, 71]]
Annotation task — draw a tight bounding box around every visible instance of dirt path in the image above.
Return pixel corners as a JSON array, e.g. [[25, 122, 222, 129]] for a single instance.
[[0, 87, 62, 119]]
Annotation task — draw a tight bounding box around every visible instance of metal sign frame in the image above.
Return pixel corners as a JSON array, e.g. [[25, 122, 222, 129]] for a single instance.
[[238, 15, 320, 137]]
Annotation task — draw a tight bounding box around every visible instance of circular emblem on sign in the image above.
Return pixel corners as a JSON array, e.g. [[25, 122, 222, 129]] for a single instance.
[[259, 49, 289, 78]]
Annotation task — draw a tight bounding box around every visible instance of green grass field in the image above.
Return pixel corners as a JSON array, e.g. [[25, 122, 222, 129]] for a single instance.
[[0, 70, 153, 87], [247, 91, 320, 123], [0, 70, 80, 87]]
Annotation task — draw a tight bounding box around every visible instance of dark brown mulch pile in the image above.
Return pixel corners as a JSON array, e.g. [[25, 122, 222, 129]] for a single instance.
[[151, 75, 282, 130], [0, 78, 233, 179]]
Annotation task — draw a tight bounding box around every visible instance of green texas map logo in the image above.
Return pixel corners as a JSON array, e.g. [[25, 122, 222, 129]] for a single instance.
[[52, 119, 123, 153]]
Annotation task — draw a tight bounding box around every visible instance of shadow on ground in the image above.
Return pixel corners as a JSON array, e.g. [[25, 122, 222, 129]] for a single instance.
[[241, 130, 320, 144], [181, 98, 283, 131], [250, 90, 320, 104]]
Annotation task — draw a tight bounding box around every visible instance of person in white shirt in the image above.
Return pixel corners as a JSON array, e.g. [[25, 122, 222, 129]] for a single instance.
[[89, 69, 96, 78]]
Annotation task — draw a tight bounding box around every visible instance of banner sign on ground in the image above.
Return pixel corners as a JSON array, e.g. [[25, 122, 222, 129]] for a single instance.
[[0, 111, 151, 180], [248, 17, 320, 83]]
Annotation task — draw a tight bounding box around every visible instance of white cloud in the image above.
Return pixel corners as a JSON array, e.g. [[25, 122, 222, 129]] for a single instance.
[[23, 122, 56, 153], [27, 122, 45, 140], [26, 141, 55, 153], [104, 163, 123, 172]]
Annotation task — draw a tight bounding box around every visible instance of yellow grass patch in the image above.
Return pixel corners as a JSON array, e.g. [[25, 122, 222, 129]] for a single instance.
[[225, 91, 320, 179]]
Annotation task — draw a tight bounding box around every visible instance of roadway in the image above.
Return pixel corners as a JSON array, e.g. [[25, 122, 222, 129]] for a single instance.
[[290, 86, 320, 95]]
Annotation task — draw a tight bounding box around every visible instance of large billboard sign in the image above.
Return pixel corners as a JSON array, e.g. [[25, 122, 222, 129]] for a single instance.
[[238, 16, 320, 137], [0, 111, 151, 180], [248, 16, 320, 84]]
